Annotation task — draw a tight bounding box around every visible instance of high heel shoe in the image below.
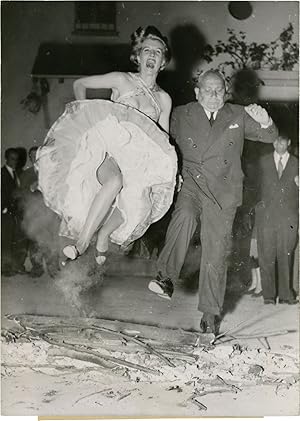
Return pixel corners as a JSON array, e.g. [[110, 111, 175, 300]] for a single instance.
[[95, 249, 108, 266], [62, 245, 80, 265], [245, 287, 256, 295]]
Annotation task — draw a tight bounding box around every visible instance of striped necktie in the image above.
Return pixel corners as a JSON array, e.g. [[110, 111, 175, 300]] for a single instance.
[[209, 112, 215, 126]]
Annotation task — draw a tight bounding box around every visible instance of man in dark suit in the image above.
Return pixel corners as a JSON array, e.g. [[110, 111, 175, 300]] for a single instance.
[[256, 135, 298, 305], [1, 148, 21, 275], [148, 70, 278, 334]]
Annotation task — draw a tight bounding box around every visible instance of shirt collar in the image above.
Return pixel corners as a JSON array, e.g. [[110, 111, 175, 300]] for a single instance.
[[5, 165, 14, 177], [274, 150, 289, 160], [274, 150, 289, 166], [203, 108, 218, 120]]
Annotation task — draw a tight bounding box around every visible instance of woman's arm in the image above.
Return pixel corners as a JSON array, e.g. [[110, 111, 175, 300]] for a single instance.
[[158, 91, 172, 133], [73, 72, 124, 100]]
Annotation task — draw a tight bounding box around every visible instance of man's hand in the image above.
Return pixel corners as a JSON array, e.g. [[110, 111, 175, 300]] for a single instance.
[[177, 174, 183, 192], [295, 175, 299, 187], [245, 104, 271, 126]]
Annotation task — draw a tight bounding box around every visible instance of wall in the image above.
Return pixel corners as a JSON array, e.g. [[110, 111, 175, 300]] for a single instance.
[[2, 1, 299, 163]]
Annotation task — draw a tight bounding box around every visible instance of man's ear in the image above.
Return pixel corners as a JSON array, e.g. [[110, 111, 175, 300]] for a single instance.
[[194, 87, 199, 100]]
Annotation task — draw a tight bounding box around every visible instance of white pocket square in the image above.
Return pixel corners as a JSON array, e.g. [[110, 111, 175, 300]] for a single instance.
[[229, 123, 239, 129]]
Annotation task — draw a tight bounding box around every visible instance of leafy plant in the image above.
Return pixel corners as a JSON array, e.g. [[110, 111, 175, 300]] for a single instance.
[[203, 23, 299, 73]]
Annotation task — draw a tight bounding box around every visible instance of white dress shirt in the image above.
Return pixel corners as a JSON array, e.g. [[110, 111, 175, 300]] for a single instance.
[[203, 109, 218, 121], [274, 151, 290, 171]]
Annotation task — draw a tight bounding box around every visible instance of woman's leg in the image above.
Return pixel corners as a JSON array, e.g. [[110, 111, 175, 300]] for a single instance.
[[96, 207, 124, 252], [94, 207, 124, 265], [254, 267, 262, 294], [75, 155, 122, 255]]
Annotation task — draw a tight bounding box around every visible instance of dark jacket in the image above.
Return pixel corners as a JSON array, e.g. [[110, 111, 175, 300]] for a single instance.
[[1, 166, 18, 214], [257, 153, 298, 220], [171, 101, 278, 209]]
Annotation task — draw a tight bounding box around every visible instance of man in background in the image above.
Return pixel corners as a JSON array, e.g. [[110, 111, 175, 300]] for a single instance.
[[256, 135, 298, 305], [1, 148, 26, 275]]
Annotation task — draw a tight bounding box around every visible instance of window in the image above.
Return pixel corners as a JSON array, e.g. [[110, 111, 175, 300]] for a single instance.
[[74, 1, 117, 36]]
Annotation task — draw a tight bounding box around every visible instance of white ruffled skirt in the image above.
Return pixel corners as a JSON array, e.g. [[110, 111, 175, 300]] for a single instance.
[[37, 100, 177, 246]]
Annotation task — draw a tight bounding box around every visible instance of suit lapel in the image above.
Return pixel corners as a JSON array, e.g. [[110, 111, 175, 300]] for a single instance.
[[186, 102, 210, 132], [279, 155, 293, 182], [269, 154, 279, 181], [203, 103, 234, 154]]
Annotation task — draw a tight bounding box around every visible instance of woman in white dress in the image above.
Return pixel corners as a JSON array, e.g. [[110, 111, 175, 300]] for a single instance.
[[37, 26, 177, 265]]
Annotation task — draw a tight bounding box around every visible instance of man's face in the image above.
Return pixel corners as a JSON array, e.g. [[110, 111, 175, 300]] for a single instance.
[[6, 152, 18, 170], [195, 74, 225, 112], [274, 137, 290, 155]]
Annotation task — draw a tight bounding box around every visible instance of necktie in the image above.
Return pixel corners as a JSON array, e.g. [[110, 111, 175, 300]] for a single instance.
[[12, 169, 20, 187], [209, 112, 215, 126], [277, 157, 283, 179]]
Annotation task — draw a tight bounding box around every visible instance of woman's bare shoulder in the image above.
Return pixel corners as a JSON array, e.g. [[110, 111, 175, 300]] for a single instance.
[[157, 88, 172, 108]]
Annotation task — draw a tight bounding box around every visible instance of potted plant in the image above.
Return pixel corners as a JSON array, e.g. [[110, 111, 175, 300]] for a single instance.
[[201, 23, 298, 74], [194, 23, 299, 101]]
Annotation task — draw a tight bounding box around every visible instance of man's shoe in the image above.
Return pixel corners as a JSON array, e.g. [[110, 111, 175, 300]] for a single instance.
[[200, 313, 217, 334], [264, 298, 276, 305], [148, 275, 174, 300], [278, 298, 299, 305]]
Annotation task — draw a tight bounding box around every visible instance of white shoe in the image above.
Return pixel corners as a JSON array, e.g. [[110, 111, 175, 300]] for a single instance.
[[63, 245, 80, 260]]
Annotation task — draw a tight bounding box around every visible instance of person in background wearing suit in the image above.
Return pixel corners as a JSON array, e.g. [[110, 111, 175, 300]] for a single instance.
[[149, 70, 278, 334], [256, 135, 298, 305], [1, 148, 25, 276]]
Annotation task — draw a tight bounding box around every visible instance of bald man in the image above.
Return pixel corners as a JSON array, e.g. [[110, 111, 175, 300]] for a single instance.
[[149, 70, 278, 334]]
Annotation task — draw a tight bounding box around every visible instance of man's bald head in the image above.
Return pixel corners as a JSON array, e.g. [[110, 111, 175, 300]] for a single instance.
[[194, 70, 226, 112], [196, 70, 226, 90]]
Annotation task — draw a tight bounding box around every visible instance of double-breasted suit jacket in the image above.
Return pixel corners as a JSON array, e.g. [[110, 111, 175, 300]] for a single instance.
[[171, 101, 278, 210], [156, 101, 278, 316]]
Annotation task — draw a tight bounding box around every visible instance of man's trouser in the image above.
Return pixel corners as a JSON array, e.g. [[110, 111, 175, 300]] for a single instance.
[[156, 179, 236, 316], [256, 208, 298, 301]]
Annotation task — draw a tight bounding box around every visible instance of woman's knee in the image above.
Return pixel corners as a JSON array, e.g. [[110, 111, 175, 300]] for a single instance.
[[96, 157, 123, 191], [109, 170, 123, 193]]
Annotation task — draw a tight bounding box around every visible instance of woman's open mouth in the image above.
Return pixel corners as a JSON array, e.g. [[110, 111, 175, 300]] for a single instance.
[[146, 59, 156, 68]]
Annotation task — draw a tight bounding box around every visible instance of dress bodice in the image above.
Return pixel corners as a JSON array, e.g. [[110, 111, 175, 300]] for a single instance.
[[113, 73, 161, 122]]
